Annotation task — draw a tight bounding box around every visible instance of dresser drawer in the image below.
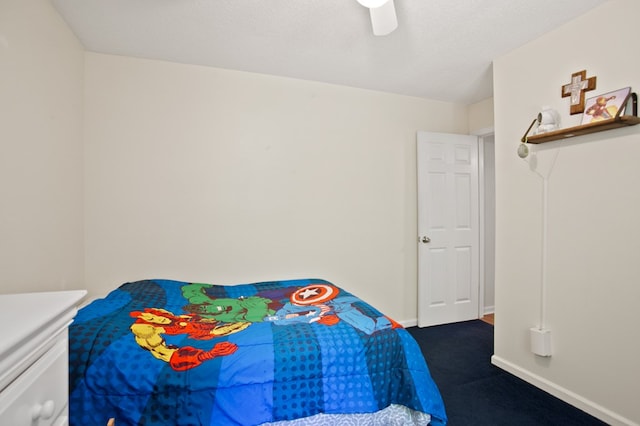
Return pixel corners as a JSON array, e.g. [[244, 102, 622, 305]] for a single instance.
[[0, 334, 69, 426]]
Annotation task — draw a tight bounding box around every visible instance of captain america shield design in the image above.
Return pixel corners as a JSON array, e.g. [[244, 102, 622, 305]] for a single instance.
[[290, 284, 339, 305]]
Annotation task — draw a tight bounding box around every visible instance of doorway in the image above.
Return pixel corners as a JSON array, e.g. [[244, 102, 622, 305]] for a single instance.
[[478, 133, 495, 318], [417, 130, 495, 327]]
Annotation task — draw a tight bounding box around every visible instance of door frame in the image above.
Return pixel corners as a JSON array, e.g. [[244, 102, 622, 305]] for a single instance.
[[474, 127, 495, 319]]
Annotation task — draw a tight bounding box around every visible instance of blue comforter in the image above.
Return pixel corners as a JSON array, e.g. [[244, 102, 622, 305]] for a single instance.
[[69, 278, 446, 425]]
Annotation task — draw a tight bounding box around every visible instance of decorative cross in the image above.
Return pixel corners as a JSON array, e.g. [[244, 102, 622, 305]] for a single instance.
[[562, 70, 596, 115]]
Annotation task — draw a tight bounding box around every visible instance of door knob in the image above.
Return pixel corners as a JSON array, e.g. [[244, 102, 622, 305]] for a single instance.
[[421, 236, 431, 243]]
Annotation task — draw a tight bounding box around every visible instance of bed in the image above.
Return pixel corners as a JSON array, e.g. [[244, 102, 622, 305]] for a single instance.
[[69, 278, 446, 425]]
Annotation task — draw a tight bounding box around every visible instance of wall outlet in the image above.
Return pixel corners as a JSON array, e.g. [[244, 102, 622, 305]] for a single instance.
[[530, 327, 552, 357]]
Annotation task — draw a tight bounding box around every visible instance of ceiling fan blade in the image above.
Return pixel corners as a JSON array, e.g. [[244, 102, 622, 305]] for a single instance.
[[357, 0, 388, 7], [369, 0, 397, 36]]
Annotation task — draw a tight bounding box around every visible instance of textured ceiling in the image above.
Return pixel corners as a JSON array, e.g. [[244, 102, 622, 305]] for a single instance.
[[51, 0, 608, 105]]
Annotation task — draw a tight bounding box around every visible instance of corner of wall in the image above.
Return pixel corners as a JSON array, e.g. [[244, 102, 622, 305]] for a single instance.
[[468, 97, 495, 135]]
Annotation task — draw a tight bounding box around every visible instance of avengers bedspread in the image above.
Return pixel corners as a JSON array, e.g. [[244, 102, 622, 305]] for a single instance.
[[69, 278, 446, 425]]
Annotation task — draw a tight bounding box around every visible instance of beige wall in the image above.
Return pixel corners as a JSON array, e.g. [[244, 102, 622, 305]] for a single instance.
[[493, 0, 639, 424], [468, 97, 494, 135], [83, 53, 468, 323], [0, 0, 84, 294]]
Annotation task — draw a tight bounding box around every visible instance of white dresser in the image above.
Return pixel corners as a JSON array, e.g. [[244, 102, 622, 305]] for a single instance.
[[0, 290, 87, 426]]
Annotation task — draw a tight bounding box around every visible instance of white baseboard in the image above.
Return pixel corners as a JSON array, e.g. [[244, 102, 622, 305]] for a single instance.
[[399, 315, 493, 329], [491, 355, 638, 426], [399, 318, 417, 328], [483, 305, 495, 315]]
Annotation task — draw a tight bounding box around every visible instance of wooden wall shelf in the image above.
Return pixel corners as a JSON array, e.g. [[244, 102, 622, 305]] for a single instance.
[[526, 115, 640, 144]]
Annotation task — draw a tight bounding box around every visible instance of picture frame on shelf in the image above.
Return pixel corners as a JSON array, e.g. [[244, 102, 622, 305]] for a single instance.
[[581, 87, 631, 124]]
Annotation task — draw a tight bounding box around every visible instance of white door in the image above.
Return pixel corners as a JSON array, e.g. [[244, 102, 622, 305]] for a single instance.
[[417, 131, 479, 327]]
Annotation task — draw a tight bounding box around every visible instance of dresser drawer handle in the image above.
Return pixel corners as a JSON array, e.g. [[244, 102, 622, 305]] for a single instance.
[[31, 400, 56, 420]]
